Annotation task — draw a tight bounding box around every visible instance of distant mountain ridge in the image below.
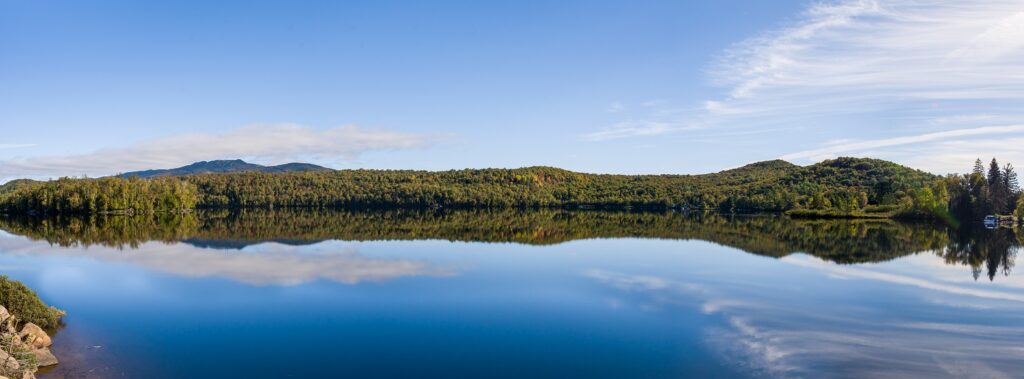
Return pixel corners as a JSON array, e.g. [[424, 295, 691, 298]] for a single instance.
[[119, 159, 332, 178]]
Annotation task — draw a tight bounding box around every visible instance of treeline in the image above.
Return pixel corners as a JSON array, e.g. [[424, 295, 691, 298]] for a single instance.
[[0, 176, 198, 214], [0, 157, 942, 216], [890, 158, 1022, 224], [4, 157, 1021, 223], [946, 158, 1022, 221]]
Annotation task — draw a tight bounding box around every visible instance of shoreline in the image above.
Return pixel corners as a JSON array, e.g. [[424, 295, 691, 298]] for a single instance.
[[0, 278, 62, 379]]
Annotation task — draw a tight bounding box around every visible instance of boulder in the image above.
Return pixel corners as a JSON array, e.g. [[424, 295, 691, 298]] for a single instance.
[[0, 306, 13, 332], [0, 350, 19, 371], [18, 324, 51, 350], [30, 349, 57, 367]]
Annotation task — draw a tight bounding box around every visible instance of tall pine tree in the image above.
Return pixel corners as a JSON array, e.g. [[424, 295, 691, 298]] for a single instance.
[[1004, 163, 1019, 194], [988, 158, 1002, 187], [1006, 163, 1020, 215], [973, 159, 986, 177], [989, 158, 1008, 213]]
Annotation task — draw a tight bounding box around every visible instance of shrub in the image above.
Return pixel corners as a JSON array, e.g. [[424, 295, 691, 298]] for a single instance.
[[0, 276, 63, 329]]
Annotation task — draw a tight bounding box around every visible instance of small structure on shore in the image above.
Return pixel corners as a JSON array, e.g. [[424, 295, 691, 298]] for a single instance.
[[984, 215, 999, 228]]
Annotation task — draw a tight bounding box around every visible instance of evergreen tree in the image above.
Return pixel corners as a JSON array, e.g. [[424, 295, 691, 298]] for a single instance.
[[967, 160, 991, 218], [988, 158, 1002, 187], [1007, 164, 1021, 215], [988, 158, 1008, 213], [973, 158, 986, 177], [1004, 163, 1019, 195]]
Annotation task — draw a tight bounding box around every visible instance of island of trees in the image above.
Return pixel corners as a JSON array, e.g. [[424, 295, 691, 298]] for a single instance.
[[0, 157, 1020, 225]]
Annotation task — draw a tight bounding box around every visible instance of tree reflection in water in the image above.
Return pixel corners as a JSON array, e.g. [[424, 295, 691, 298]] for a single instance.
[[940, 225, 1020, 281], [0, 209, 1019, 280]]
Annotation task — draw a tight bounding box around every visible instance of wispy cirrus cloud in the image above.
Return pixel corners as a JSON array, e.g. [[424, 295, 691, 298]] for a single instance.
[[585, 120, 701, 141], [0, 144, 35, 149], [590, 0, 1024, 172], [780, 124, 1024, 163], [585, 102, 704, 141], [710, 0, 1024, 114], [0, 124, 441, 178]]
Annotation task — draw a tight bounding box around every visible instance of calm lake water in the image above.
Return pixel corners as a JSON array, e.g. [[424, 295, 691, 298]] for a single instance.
[[0, 210, 1021, 378]]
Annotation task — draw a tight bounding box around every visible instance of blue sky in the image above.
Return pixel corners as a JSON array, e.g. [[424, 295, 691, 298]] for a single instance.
[[3, 0, 1024, 180]]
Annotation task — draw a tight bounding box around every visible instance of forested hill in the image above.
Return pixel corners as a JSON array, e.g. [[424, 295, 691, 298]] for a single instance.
[[0, 179, 41, 195], [118, 159, 331, 178], [0, 157, 949, 218]]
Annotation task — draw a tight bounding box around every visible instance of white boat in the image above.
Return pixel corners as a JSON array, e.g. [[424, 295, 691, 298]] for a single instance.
[[983, 215, 998, 228]]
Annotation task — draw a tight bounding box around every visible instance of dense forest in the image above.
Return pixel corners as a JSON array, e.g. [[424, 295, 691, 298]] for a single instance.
[[0, 157, 933, 212], [0, 157, 1020, 224], [0, 176, 197, 214]]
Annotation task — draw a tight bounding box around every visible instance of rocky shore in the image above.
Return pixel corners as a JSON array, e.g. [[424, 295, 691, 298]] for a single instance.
[[0, 305, 58, 379]]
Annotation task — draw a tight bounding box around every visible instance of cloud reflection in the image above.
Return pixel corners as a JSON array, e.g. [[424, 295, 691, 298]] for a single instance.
[[0, 234, 452, 286], [586, 263, 1024, 379], [783, 255, 1024, 303]]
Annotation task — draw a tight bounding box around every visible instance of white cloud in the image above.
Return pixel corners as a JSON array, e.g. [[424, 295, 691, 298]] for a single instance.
[[780, 124, 1024, 163], [713, 0, 1024, 105], [0, 124, 439, 178], [779, 134, 1024, 174], [927, 114, 998, 126], [591, 0, 1024, 172], [585, 100, 705, 141], [584, 120, 700, 141], [945, 11, 1024, 63]]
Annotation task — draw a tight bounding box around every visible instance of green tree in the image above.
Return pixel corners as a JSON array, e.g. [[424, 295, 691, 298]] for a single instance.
[[1005, 163, 1020, 215], [1016, 196, 1024, 221], [989, 158, 1009, 213]]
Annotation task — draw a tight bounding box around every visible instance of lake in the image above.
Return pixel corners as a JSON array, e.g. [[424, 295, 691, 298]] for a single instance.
[[0, 209, 1021, 378]]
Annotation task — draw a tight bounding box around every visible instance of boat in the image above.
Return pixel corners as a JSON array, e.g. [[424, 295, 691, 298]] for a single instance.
[[983, 215, 998, 228]]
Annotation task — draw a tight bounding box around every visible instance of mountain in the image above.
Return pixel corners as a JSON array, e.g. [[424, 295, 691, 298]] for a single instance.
[[119, 159, 332, 178], [0, 179, 41, 195]]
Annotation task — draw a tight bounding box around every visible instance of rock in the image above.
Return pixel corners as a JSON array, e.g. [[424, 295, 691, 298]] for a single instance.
[[0, 306, 14, 332], [18, 323, 51, 349], [30, 349, 58, 367], [0, 350, 19, 371]]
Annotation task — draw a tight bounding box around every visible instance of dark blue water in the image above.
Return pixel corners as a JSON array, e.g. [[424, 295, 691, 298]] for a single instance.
[[0, 212, 1021, 378]]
